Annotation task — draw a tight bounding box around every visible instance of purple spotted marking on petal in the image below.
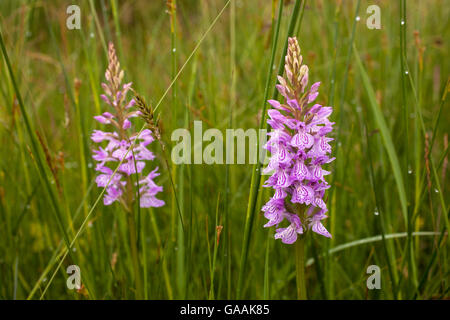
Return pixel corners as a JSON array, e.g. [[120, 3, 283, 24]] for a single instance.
[[291, 130, 314, 149]]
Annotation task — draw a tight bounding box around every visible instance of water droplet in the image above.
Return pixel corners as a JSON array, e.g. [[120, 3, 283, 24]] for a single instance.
[[356, 16, 361, 21], [434, 189, 439, 193], [272, 65, 276, 70], [408, 169, 412, 174], [90, 32, 95, 38], [405, 70, 409, 75], [374, 210, 379, 216], [338, 142, 342, 147], [43, 277, 47, 282], [88, 162, 93, 168], [401, 20, 405, 25], [72, 247, 77, 252], [172, 48, 176, 52]]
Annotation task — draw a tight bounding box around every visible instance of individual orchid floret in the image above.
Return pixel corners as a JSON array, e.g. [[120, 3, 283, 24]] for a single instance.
[[91, 42, 164, 208], [262, 37, 334, 243]]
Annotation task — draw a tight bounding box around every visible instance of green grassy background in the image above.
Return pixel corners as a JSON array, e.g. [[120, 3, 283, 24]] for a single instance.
[[0, 0, 448, 299]]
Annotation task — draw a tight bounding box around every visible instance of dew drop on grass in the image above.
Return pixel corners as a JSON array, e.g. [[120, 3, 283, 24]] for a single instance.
[[172, 48, 176, 52], [434, 189, 439, 193], [405, 70, 409, 75], [72, 247, 77, 252], [90, 32, 94, 38], [408, 169, 412, 174], [356, 16, 360, 21], [401, 20, 405, 25], [374, 207, 379, 216], [88, 162, 93, 168]]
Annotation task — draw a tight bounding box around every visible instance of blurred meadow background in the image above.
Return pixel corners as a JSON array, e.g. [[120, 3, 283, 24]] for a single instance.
[[0, 0, 448, 299]]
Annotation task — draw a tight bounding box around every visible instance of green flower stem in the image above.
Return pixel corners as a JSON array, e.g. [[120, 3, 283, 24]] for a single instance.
[[127, 209, 144, 300], [295, 235, 307, 300]]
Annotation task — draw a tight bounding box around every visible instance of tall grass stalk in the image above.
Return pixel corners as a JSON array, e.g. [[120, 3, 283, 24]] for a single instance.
[[223, 0, 236, 300], [398, 0, 418, 292], [327, 0, 360, 299], [166, 0, 186, 299], [184, 53, 198, 299], [208, 194, 221, 299], [237, 0, 302, 299], [262, 0, 283, 300]]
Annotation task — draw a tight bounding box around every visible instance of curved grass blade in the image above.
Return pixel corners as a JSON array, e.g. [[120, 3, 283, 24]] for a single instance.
[[306, 231, 442, 267], [353, 45, 408, 224]]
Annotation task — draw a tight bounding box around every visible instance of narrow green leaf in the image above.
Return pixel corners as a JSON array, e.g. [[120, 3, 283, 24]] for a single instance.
[[353, 45, 408, 224]]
